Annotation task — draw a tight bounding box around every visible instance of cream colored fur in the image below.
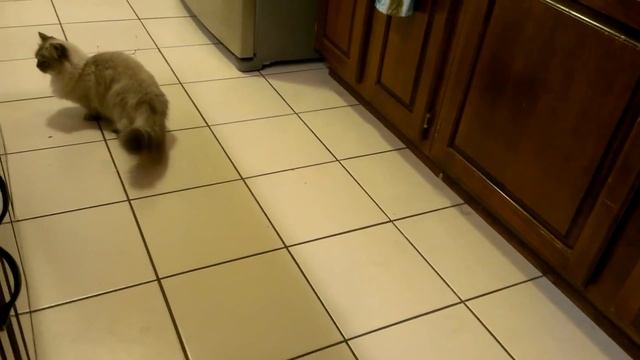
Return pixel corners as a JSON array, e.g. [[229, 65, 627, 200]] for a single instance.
[[36, 34, 167, 154]]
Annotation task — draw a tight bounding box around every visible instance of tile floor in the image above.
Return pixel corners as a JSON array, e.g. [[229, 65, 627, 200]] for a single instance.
[[0, 0, 631, 359]]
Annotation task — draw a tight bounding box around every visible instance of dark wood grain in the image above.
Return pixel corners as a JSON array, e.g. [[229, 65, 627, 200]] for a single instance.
[[585, 191, 640, 343], [452, 0, 639, 238], [315, 0, 371, 84], [359, 0, 457, 143], [316, 0, 640, 349]]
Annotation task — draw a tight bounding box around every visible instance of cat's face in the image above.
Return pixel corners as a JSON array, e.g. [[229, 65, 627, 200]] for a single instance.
[[35, 32, 68, 74]]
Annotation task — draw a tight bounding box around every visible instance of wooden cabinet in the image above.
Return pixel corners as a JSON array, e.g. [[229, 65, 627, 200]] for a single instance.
[[316, 0, 640, 349], [358, 0, 456, 143], [315, 0, 371, 85], [430, 0, 640, 277], [586, 193, 640, 343]]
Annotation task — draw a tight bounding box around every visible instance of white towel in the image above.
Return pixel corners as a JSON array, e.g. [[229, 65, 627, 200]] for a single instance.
[[375, 0, 415, 17]]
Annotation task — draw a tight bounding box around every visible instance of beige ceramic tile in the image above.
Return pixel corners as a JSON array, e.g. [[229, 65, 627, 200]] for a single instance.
[[64, 20, 155, 53], [260, 61, 326, 75], [213, 115, 334, 177], [301, 105, 404, 159], [468, 278, 631, 360], [52, 0, 136, 23], [128, 0, 191, 18], [396, 205, 540, 299], [300, 344, 354, 360], [0, 0, 58, 27], [32, 283, 184, 360], [126, 49, 178, 85], [343, 149, 462, 219], [350, 305, 510, 360], [0, 25, 64, 61], [247, 163, 387, 244], [163, 250, 342, 360], [16, 315, 36, 358], [0, 58, 52, 102], [133, 181, 281, 276], [108, 127, 238, 198], [143, 17, 216, 48], [0, 97, 101, 153], [160, 84, 205, 129], [162, 44, 256, 83], [8, 142, 125, 219], [14, 203, 154, 310], [265, 68, 357, 112], [185, 76, 292, 125], [292, 224, 458, 336]]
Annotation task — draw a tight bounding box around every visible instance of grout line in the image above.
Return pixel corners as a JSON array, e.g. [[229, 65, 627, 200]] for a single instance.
[[259, 66, 328, 77], [0, 17, 196, 31], [259, 71, 361, 360], [0, 95, 55, 105], [295, 103, 361, 115], [2, 124, 209, 158], [345, 302, 462, 342], [95, 120, 190, 359], [338, 147, 408, 162], [127, 177, 241, 202], [101, 4, 193, 358], [13, 199, 128, 223], [18, 279, 157, 315], [241, 160, 337, 180], [260, 71, 517, 360], [178, 73, 262, 85], [390, 202, 465, 222], [153, 41, 219, 49], [208, 112, 296, 127], [0, 57, 38, 63], [133, 13, 361, 357], [0, 23, 60, 30], [158, 247, 285, 281], [463, 275, 545, 303], [46, 0, 67, 40], [4, 139, 105, 156], [287, 340, 349, 360]]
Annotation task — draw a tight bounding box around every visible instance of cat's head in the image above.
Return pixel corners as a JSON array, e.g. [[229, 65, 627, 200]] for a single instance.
[[35, 32, 69, 74]]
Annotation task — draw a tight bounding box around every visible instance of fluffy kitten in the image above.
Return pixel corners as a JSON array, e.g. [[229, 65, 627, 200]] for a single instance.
[[35, 32, 167, 154]]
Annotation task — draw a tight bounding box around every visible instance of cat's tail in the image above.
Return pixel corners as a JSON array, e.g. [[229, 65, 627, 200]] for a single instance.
[[119, 126, 164, 154]]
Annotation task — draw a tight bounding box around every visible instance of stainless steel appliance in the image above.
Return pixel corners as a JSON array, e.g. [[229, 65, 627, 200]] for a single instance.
[[183, 0, 320, 71]]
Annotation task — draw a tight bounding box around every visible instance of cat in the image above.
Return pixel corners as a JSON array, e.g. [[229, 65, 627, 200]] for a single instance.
[[35, 32, 167, 154]]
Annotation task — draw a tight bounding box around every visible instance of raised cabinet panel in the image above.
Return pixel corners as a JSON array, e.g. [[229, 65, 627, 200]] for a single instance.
[[360, 0, 456, 142], [452, 0, 639, 238], [431, 0, 640, 273], [316, 0, 371, 84], [377, 11, 430, 106], [323, 0, 357, 55]]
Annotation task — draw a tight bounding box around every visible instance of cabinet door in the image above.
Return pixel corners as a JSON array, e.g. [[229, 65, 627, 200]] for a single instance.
[[584, 190, 640, 344], [359, 0, 456, 143], [316, 0, 371, 85], [430, 0, 640, 277]]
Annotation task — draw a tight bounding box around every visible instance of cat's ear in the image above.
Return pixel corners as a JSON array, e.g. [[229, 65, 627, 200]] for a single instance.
[[38, 32, 52, 42], [51, 43, 68, 60]]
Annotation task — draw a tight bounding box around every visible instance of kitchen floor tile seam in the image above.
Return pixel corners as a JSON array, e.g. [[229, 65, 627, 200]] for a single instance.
[[47, 0, 67, 40], [134, 13, 364, 357], [260, 69, 517, 359]]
